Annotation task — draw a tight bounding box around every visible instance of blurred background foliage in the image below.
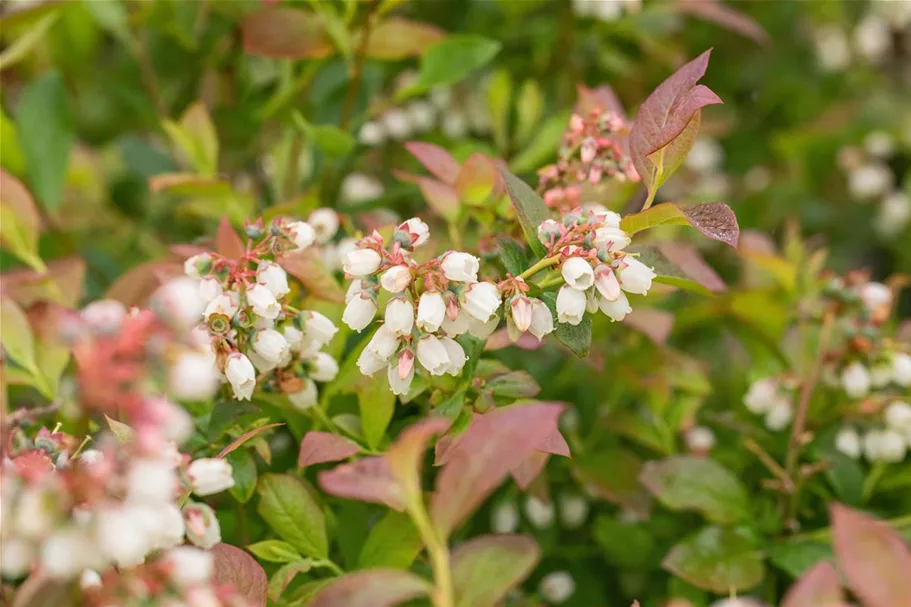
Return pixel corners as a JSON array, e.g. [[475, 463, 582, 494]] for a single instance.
[[2, 1, 910, 606]]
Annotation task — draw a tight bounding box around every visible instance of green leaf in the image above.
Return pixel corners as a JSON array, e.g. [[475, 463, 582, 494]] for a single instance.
[[162, 102, 219, 177], [654, 275, 713, 297], [268, 560, 314, 603], [0, 297, 39, 377], [0, 107, 26, 176], [664, 526, 765, 593], [283, 579, 332, 606], [451, 535, 540, 607], [358, 511, 423, 569], [105, 415, 134, 445], [33, 337, 69, 400], [640, 455, 750, 524], [571, 447, 651, 517], [498, 167, 549, 258], [486, 371, 541, 398], [227, 449, 258, 504], [292, 112, 355, 158], [497, 237, 528, 276], [769, 541, 833, 579], [246, 540, 303, 564], [0, 204, 44, 272], [594, 516, 658, 569], [15, 72, 74, 212], [620, 202, 739, 247], [487, 70, 512, 152], [436, 390, 466, 420], [257, 473, 328, 559], [0, 11, 60, 71], [515, 79, 543, 147], [357, 371, 396, 449], [411, 35, 501, 93], [541, 292, 591, 357], [510, 112, 571, 174]]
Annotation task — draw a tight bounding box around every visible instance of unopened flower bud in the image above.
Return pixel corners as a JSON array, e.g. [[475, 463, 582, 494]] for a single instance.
[[225, 353, 256, 400], [396, 218, 430, 247], [417, 291, 446, 332], [287, 221, 315, 251], [187, 458, 234, 496], [388, 351, 415, 395], [556, 285, 586, 325], [381, 265, 413, 293], [441, 251, 480, 283], [343, 294, 378, 331], [343, 248, 382, 277], [183, 501, 222, 549]]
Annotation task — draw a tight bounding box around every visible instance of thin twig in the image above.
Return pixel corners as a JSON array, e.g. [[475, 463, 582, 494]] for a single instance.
[[744, 438, 793, 492]]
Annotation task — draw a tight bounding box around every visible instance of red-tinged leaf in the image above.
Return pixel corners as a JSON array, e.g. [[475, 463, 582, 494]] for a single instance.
[[451, 535, 541, 607], [629, 50, 722, 196], [242, 7, 333, 59], [0, 170, 41, 240], [621, 202, 739, 248], [364, 18, 446, 60], [831, 503, 911, 607], [279, 248, 345, 304], [298, 431, 361, 467], [417, 177, 460, 221], [386, 417, 452, 493], [216, 215, 245, 260], [455, 153, 497, 206], [309, 569, 432, 607], [104, 261, 170, 307], [319, 456, 406, 511], [780, 562, 845, 607], [2, 257, 86, 308], [430, 402, 564, 536], [510, 451, 549, 490], [391, 169, 424, 185], [623, 308, 675, 345], [218, 423, 284, 459], [484, 329, 543, 352], [404, 142, 461, 185], [211, 543, 268, 607], [676, 0, 769, 45], [657, 242, 726, 292]]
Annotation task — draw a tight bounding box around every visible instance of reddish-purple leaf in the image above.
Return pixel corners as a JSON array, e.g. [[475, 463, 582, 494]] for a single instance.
[[218, 423, 284, 459], [537, 425, 571, 457], [364, 18, 446, 60], [430, 402, 564, 536], [629, 50, 722, 195], [216, 215, 245, 260], [404, 142, 461, 185], [510, 451, 549, 490], [657, 242, 727, 291], [417, 177, 460, 221], [780, 562, 845, 607], [455, 153, 497, 205], [319, 456, 405, 511], [298, 431, 361, 468], [242, 7, 333, 59], [484, 330, 543, 351], [680, 203, 739, 248], [279, 248, 346, 304], [386, 417, 452, 491], [623, 308, 675, 345], [211, 543, 268, 607], [451, 534, 541, 607], [831, 503, 911, 607], [676, 0, 770, 45], [309, 569, 432, 607]]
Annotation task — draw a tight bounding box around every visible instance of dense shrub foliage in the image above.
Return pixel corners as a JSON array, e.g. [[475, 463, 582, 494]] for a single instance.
[[1, 1, 910, 607]]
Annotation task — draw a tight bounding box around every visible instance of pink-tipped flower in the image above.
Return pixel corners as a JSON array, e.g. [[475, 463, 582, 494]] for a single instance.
[[380, 264, 413, 293], [183, 501, 221, 549], [388, 350, 415, 395], [511, 296, 534, 332], [397, 217, 430, 247], [593, 265, 621, 301]]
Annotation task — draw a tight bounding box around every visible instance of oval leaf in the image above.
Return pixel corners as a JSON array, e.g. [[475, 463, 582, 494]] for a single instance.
[[498, 167, 549, 258], [358, 511, 423, 569], [620, 202, 739, 247], [662, 526, 765, 593], [319, 456, 406, 511], [242, 7, 333, 59], [365, 18, 446, 60], [780, 561, 844, 607], [298, 431, 361, 467], [256, 474, 328, 559], [216, 215, 245, 260], [211, 543, 268, 607], [309, 569, 432, 607], [541, 291, 591, 357], [404, 141, 461, 185], [640, 455, 749, 524], [452, 534, 541, 607]]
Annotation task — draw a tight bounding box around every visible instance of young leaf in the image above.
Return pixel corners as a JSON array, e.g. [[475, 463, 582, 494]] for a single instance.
[[831, 502, 911, 607], [241, 7, 333, 59], [358, 371, 397, 449], [103, 415, 134, 445], [629, 50, 722, 200], [620, 202, 739, 247], [455, 153, 497, 206], [15, 72, 73, 212], [364, 18, 446, 60], [639, 455, 750, 524], [1, 298, 39, 379], [0, 171, 43, 271], [417, 177, 460, 221], [404, 142, 461, 185], [246, 540, 303, 564], [268, 560, 314, 603], [451, 535, 541, 607], [279, 248, 346, 304], [298, 431, 361, 468], [256, 474, 328, 559], [211, 543, 268, 607], [386, 416, 452, 495], [319, 456, 406, 511], [216, 215, 245, 260], [487, 70, 512, 152], [413, 35, 502, 91], [309, 569, 432, 607], [780, 562, 844, 607], [358, 511, 423, 569], [498, 167, 549, 258], [430, 402, 564, 536], [540, 292, 591, 357], [662, 526, 765, 593]]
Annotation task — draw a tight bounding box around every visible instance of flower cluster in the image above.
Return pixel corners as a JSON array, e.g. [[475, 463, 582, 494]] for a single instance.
[[537, 107, 639, 212], [539, 207, 655, 325], [743, 376, 798, 431], [342, 218, 505, 395], [180, 216, 340, 409]]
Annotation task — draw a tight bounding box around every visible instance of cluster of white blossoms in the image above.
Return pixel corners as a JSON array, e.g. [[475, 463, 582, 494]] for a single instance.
[[541, 208, 656, 326], [178, 216, 339, 410], [813, 2, 911, 72], [342, 218, 506, 395], [743, 376, 797, 431], [838, 133, 910, 239], [837, 400, 911, 463]]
